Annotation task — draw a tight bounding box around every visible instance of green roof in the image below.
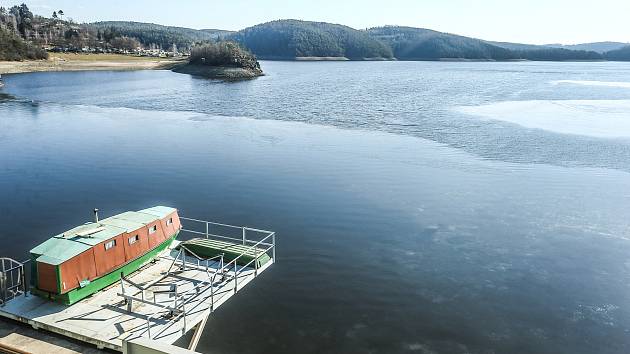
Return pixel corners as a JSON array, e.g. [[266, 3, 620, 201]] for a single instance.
[[30, 206, 176, 265], [139, 206, 176, 219]]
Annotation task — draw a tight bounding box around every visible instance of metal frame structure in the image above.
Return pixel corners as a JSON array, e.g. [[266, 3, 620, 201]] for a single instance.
[[117, 216, 276, 350], [0, 258, 29, 307]]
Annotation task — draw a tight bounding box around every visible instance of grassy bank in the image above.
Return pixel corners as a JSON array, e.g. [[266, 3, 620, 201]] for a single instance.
[[0, 53, 183, 75]]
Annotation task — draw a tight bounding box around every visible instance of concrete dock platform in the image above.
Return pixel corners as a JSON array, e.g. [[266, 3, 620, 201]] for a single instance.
[[0, 317, 108, 353], [0, 240, 273, 352]]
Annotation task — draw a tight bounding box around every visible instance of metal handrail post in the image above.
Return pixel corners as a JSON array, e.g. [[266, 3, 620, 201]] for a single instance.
[[182, 302, 187, 334], [242, 227, 246, 245], [147, 315, 152, 339], [255, 255, 258, 276], [1, 272, 5, 307], [210, 278, 214, 311], [205, 222, 209, 239], [272, 232, 276, 262], [21, 264, 28, 297], [234, 264, 238, 293]]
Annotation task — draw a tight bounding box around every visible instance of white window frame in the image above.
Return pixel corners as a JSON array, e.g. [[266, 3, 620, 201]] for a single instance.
[[104, 239, 116, 250], [149, 225, 157, 234], [129, 234, 139, 245], [166, 218, 173, 226]]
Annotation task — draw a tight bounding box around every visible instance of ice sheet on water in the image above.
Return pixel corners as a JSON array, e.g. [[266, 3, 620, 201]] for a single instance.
[[550, 80, 630, 88], [456, 100, 630, 139]]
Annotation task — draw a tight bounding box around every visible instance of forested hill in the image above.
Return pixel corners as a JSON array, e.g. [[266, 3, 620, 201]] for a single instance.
[[368, 26, 516, 60], [230, 20, 393, 59], [0, 26, 47, 60], [546, 42, 629, 53], [488, 41, 629, 54], [87, 21, 224, 49], [515, 47, 604, 61], [487, 41, 545, 51], [604, 45, 630, 61], [200, 28, 235, 37]]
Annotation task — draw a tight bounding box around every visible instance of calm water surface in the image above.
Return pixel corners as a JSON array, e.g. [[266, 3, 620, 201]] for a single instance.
[[2, 61, 630, 353]]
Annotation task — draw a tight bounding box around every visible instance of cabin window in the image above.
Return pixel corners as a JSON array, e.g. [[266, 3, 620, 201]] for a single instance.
[[167, 218, 173, 226], [104, 240, 116, 250], [129, 234, 139, 245], [149, 225, 157, 234]]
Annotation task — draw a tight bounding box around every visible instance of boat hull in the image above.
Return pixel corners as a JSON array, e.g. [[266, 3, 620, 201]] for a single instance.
[[178, 238, 271, 268], [32, 232, 178, 305]]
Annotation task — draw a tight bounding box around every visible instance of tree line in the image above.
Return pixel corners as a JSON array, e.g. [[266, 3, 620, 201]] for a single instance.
[[229, 22, 630, 61], [189, 41, 260, 70], [367, 26, 627, 61], [0, 4, 47, 59], [2, 4, 630, 62]]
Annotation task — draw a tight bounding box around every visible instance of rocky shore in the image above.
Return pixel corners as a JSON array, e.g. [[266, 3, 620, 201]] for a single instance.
[[171, 63, 263, 80]]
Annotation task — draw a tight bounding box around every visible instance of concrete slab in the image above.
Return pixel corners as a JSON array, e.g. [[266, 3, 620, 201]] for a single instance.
[[0, 318, 107, 354]]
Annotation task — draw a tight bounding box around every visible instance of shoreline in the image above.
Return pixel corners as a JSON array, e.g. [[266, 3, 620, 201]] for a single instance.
[[0, 54, 621, 77], [0, 53, 182, 75]]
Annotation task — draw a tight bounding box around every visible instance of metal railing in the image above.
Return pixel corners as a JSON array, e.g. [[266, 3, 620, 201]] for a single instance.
[[0, 258, 29, 307], [119, 216, 276, 339]]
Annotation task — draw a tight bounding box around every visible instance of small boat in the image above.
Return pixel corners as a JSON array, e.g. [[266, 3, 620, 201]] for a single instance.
[[30, 206, 181, 305]]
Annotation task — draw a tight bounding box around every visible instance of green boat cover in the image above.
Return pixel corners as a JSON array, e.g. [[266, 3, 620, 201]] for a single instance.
[[177, 238, 271, 268]]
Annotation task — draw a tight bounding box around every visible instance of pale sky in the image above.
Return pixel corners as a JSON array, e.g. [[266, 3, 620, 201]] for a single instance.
[[2, 0, 629, 45]]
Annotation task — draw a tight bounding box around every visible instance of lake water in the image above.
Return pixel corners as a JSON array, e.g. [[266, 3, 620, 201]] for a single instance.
[[1, 61, 630, 353]]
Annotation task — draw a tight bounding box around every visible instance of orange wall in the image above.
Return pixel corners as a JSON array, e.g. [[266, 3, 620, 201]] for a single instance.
[[146, 220, 166, 249], [161, 211, 181, 239], [93, 234, 126, 276], [123, 227, 150, 262], [37, 262, 58, 293], [59, 249, 97, 293]]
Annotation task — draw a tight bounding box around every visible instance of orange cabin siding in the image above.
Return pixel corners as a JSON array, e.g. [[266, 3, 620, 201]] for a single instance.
[[93, 234, 126, 277], [58, 249, 98, 293], [122, 227, 150, 262], [37, 262, 58, 293], [146, 221, 166, 249], [161, 211, 181, 240]]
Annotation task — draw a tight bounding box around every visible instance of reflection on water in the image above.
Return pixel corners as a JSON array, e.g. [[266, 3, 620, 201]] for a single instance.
[[0, 92, 15, 101], [1, 62, 630, 354]]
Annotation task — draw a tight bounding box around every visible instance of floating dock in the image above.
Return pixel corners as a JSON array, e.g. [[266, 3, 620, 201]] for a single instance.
[[0, 216, 276, 353]]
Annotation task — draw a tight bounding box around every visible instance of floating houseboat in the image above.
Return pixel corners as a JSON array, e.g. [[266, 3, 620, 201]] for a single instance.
[[29, 206, 182, 305], [0, 208, 276, 352]]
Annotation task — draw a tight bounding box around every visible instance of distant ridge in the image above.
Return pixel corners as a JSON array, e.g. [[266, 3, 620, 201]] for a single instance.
[[85, 19, 630, 62], [545, 42, 629, 54], [604, 45, 630, 61], [488, 41, 629, 54], [368, 26, 516, 60], [487, 41, 545, 51]]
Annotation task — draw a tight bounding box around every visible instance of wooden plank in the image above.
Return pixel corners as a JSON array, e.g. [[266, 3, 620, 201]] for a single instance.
[[188, 310, 209, 351]]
